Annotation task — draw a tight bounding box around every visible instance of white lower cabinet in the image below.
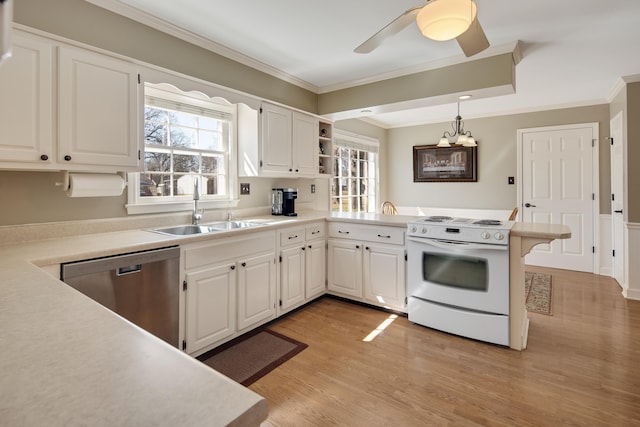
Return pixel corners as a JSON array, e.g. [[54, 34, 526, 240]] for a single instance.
[[327, 239, 363, 297], [327, 222, 407, 311], [185, 263, 236, 353], [237, 252, 278, 331], [277, 222, 326, 316], [363, 243, 406, 309], [181, 231, 276, 356]]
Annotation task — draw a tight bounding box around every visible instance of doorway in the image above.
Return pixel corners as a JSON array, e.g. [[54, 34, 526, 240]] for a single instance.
[[517, 123, 599, 273]]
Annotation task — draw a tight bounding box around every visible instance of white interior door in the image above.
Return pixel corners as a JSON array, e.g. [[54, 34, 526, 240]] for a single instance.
[[610, 112, 626, 288], [518, 124, 597, 272]]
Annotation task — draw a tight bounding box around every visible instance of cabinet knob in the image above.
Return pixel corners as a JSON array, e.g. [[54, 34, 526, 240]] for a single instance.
[[40, 154, 49, 161], [230, 265, 236, 270], [301, 247, 305, 251], [308, 245, 312, 249], [365, 246, 370, 250], [289, 168, 293, 172], [64, 155, 72, 161], [295, 169, 299, 172], [241, 262, 247, 267], [356, 245, 360, 249]]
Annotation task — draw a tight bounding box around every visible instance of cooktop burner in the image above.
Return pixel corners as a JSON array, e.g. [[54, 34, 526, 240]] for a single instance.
[[423, 216, 453, 222]]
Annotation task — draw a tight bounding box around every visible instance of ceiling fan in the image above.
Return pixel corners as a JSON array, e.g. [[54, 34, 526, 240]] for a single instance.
[[354, 0, 489, 57]]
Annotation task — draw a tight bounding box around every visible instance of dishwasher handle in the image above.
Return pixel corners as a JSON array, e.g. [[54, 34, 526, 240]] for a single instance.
[[116, 264, 142, 276]]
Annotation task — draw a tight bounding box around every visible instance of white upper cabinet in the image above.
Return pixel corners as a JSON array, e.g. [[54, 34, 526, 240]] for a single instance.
[[0, 29, 142, 172], [58, 45, 141, 170], [260, 102, 293, 174], [0, 32, 54, 166], [291, 111, 318, 175], [239, 101, 328, 178]]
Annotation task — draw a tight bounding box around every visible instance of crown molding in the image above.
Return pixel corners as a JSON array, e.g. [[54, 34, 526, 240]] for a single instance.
[[607, 74, 640, 102], [84, 0, 319, 93]]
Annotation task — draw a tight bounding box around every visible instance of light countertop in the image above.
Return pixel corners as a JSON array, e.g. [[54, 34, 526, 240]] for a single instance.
[[510, 221, 572, 239]]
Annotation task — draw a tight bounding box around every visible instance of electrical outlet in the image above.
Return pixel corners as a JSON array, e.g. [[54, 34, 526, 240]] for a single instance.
[[311, 184, 316, 194], [508, 176, 515, 185], [240, 183, 250, 195]]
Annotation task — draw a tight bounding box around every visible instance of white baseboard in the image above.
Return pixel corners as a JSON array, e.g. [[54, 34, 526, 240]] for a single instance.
[[625, 222, 640, 300]]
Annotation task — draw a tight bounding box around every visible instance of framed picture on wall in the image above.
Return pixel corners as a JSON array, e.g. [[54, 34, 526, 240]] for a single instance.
[[413, 144, 477, 182]]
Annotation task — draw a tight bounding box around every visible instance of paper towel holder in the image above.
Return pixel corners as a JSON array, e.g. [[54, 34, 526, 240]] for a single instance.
[[55, 171, 128, 191]]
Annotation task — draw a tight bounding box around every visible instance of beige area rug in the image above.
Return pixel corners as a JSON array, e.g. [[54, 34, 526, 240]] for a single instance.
[[524, 271, 553, 315], [197, 329, 307, 386]]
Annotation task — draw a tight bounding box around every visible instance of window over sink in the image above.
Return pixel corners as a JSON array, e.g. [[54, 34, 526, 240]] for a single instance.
[[331, 130, 379, 213], [127, 83, 238, 214]]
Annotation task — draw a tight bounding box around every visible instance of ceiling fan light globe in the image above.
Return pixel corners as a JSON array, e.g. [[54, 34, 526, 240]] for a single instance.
[[416, 0, 477, 41]]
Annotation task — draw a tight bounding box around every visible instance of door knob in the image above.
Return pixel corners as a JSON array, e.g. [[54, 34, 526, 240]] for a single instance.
[[524, 203, 537, 208]]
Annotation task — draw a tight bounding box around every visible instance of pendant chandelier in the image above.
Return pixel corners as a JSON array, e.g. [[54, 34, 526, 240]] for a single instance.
[[437, 95, 477, 147]]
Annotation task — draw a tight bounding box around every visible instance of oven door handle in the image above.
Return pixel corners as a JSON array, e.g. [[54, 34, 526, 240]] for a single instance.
[[408, 236, 508, 251]]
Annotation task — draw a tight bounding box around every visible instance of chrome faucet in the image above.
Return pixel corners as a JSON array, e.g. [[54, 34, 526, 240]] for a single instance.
[[192, 180, 203, 225]]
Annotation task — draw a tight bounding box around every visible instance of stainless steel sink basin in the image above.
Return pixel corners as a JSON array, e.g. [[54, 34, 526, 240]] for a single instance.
[[149, 221, 264, 236], [150, 224, 223, 236], [205, 220, 265, 230]]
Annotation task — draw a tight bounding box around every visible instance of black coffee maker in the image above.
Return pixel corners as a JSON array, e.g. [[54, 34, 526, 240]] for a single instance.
[[272, 187, 297, 216]]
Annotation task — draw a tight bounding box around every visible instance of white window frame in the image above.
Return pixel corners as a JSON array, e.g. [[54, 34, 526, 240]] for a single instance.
[[331, 130, 380, 213], [127, 83, 238, 215]]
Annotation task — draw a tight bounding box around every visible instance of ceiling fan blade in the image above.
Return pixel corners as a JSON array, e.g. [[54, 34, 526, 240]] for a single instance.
[[354, 6, 422, 54], [456, 17, 490, 57]]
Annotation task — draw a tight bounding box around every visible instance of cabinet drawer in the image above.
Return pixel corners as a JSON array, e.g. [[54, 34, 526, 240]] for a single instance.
[[183, 231, 275, 271], [279, 227, 306, 247], [328, 222, 405, 245], [305, 222, 325, 240]]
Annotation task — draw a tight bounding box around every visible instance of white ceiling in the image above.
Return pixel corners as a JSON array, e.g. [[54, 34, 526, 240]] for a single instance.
[[90, 0, 640, 128]]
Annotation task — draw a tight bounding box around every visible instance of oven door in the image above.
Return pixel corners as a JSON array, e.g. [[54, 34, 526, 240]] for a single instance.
[[407, 236, 509, 315]]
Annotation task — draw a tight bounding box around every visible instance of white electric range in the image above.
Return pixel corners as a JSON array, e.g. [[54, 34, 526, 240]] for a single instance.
[[406, 216, 515, 346]]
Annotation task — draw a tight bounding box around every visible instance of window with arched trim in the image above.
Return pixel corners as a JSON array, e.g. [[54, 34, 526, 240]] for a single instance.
[[127, 83, 238, 214]]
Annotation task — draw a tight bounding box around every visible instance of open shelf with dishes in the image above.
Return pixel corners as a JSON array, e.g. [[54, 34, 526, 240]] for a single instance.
[[318, 121, 333, 176]]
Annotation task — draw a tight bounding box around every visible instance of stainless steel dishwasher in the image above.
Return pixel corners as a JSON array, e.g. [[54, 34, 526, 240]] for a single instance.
[[61, 246, 180, 348]]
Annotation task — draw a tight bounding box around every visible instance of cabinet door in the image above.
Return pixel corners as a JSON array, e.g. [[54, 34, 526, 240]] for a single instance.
[[185, 263, 236, 354], [58, 45, 141, 170], [327, 239, 362, 297], [363, 244, 406, 309], [260, 103, 292, 174], [292, 111, 318, 175], [306, 240, 326, 299], [280, 246, 305, 312], [0, 33, 54, 166], [237, 252, 277, 331]]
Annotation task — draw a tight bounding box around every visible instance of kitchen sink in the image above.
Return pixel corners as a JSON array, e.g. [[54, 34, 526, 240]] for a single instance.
[[150, 221, 264, 236], [150, 224, 224, 236], [205, 220, 265, 230]]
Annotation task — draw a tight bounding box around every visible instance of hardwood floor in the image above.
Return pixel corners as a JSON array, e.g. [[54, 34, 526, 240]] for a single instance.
[[250, 267, 640, 426]]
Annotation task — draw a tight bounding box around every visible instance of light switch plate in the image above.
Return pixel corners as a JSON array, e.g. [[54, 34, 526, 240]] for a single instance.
[[240, 183, 250, 195]]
